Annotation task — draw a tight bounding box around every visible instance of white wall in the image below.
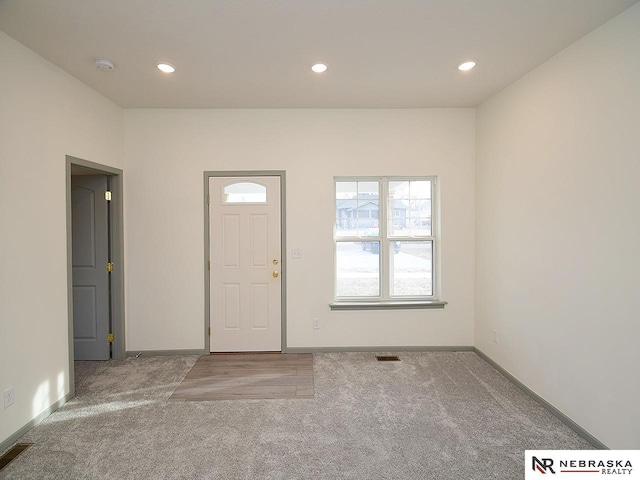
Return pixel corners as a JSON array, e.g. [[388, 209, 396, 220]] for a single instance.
[[123, 109, 476, 351], [475, 3, 640, 449], [0, 32, 123, 446], [8, 0, 636, 453]]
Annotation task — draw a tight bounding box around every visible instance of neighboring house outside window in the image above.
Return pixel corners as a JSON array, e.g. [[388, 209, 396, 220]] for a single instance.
[[334, 177, 439, 304]]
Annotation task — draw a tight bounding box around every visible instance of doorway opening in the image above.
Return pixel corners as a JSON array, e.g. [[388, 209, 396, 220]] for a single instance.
[[66, 156, 125, 393]]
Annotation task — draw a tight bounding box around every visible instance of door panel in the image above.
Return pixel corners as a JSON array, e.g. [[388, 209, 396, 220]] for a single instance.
[[250, 214, 268, 267], [250, 284, 269, 329], [71, 176, 110, 360], [210, 176, 281, 352], [222, 215, 241, 267], [71, 187, 97, 266], [223, 284, 241, 330], [72, 286, 97, 338]]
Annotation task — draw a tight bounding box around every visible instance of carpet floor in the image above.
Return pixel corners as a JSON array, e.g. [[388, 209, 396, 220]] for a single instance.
[[0, 352, 592, 479]]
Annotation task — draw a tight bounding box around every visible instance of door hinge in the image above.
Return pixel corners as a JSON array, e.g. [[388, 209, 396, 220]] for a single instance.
[[208, 327, 211, 335], [105, 191, 112, 201], [106, 262, 114, 273], [207, 194, 211, 205], [107, 333, 114, 343], [208, 260, 211, 271]]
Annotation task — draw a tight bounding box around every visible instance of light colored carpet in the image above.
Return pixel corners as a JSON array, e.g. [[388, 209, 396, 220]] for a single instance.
[[0, 352, 592, 479]]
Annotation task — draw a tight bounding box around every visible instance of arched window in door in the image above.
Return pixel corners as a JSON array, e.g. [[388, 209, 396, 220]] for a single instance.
[[223, 182, 267, 204]]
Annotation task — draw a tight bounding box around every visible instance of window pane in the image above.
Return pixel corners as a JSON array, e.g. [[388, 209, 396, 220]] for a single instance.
[[388, 180, 431, 237], [223, 182, 267, 203], [336, 181, 379, 237], [390, 241, 433, 296], [336, 242, 380, 297]]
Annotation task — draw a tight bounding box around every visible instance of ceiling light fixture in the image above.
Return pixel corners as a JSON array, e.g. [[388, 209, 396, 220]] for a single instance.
[[311, 63, 328, 73], [458, 61, 476, 72], [95, 57, 115, 71], [157, 63, 176, 73]]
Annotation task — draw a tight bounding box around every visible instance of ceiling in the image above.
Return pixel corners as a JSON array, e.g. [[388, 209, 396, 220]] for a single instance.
[[1, 0, 637, 108]]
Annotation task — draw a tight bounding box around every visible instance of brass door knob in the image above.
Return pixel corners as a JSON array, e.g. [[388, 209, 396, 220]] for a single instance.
[[273, 270, 279, 278]]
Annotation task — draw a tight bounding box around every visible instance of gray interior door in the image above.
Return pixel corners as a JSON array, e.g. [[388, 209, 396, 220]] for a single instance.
[[71, 175, 110, 360]]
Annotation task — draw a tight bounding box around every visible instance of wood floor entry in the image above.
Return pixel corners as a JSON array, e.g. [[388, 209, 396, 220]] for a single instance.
[[169, 353, 314, 401]]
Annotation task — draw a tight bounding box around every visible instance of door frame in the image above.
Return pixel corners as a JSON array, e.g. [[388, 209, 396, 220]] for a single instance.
[[204, 170, 287, 353], [66, 156, 125, 393]]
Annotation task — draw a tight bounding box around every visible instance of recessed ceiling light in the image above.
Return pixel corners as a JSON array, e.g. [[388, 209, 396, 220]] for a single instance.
[[311, 63, 328, 73], [157, 63, 176, 73], [458, 61, 476, 72]]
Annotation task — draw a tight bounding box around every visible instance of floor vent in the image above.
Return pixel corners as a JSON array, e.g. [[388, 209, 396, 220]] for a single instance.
[[376, 355, 400, 362], [0, 443, 33, 472]]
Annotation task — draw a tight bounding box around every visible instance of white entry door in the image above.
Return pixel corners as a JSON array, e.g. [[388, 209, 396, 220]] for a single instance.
[[209, 176, 282, 352]]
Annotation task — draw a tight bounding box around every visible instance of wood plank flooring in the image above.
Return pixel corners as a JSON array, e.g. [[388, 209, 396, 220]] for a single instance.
[[169, 353, 314, 401]]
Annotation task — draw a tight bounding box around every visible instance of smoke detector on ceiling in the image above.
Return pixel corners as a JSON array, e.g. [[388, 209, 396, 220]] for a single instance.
[[95, 57, 115, 71]]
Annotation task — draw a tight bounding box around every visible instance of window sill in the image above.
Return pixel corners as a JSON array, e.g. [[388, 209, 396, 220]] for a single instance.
[[329, 300, 447, 311]]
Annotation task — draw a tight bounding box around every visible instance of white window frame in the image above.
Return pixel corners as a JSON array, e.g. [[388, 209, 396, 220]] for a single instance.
[[332, 176, 444, 309]]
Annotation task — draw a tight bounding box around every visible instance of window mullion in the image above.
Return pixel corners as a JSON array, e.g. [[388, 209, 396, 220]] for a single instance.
[[380, 179, 389, 300]]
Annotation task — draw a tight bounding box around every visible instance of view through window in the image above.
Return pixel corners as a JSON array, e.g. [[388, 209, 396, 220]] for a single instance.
[[335, 177, 436, 300]]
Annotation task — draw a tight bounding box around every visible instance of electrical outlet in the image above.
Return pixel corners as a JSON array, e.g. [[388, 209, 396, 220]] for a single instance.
[[4, 387, 14, 408], [492, 329, 499, 344], [292, 248, 302, 259], [313, 317, 320, 329]]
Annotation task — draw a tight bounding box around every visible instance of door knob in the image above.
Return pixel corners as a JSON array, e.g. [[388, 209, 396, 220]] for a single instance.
[[273, 270, 279, 278]]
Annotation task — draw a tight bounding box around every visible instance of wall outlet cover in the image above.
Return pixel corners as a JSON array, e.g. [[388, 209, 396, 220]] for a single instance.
[[4, 387, 15, 408]]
